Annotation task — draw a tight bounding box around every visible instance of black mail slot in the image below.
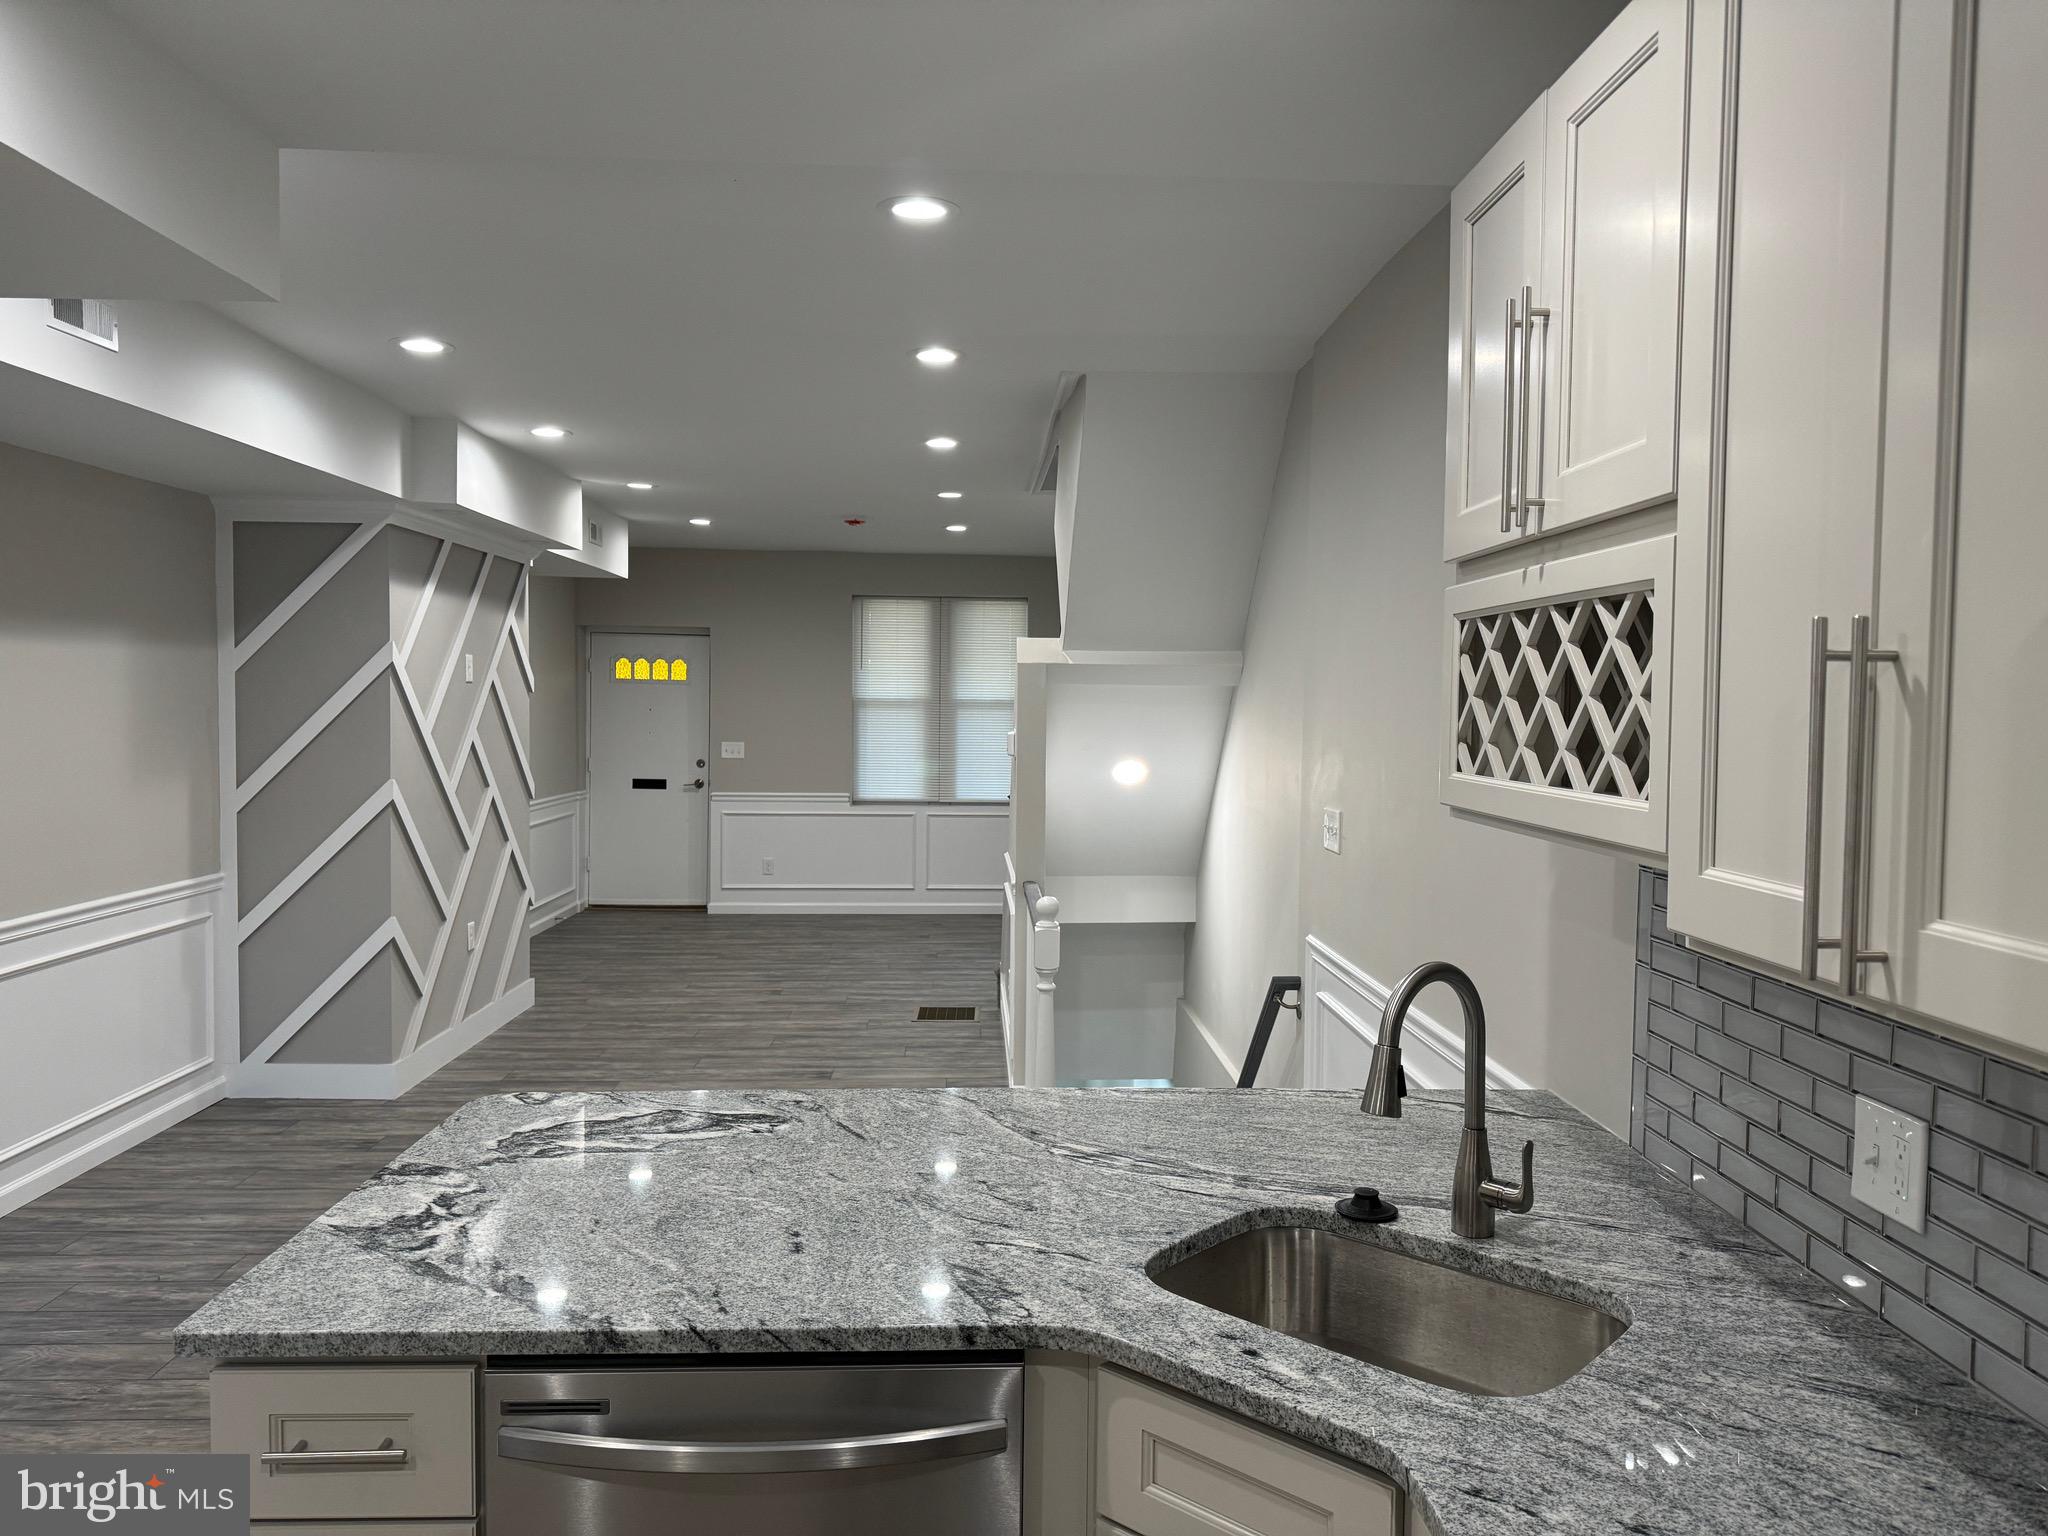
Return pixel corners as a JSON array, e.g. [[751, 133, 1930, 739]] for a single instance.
[[632, 777, 667, 789]]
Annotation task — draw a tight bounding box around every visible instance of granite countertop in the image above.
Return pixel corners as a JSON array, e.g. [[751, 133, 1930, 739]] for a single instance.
[[175, 1087, 2048, 1535]]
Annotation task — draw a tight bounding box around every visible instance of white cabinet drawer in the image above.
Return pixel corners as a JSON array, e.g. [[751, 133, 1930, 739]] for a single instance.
[[212, 1364, 476, 1521], [1096, 1367, 1396, 1536]]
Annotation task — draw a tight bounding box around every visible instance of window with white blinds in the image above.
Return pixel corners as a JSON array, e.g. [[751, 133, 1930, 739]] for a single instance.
[[852, 596, 1028, 802]]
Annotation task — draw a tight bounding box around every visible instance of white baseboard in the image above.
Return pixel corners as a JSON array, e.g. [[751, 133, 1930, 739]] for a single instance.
[[0, 874, 227, 1216], [530, 900, 585, 936], [232, 979, 534, 1099], [1172, 997, 1242, 1088], [0, 1074, 227, 1220], [708, 900, 1004, 916]]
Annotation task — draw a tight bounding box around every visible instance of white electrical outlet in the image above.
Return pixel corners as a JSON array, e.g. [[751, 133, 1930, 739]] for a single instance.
[[1321, 808, 1342, 854], [465, 919, 479, 952], [721, 741, 745, 759], [761, 857, 775, 876], [463, 652, 475, 684], [1850, 1095, 1928, 1231]]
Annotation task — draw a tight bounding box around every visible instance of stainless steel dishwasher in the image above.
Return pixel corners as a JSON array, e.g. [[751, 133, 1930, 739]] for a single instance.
[[483, 1357, 1023, 1535]]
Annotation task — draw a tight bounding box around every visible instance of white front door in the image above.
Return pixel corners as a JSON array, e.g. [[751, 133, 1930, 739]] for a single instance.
[[588, 632, 711, 905]]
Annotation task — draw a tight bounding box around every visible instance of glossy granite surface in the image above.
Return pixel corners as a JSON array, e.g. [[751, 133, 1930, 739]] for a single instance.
[[176, 1088, 2048, 1534]]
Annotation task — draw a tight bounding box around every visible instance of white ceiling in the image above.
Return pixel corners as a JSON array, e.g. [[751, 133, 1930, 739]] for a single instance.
[[104, 0, 1621, 555]]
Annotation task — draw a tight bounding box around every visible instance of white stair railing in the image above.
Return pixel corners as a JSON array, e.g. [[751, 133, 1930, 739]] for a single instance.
[[1020, 880, 1060, 1088], [1000, 855, 1060, 1088]]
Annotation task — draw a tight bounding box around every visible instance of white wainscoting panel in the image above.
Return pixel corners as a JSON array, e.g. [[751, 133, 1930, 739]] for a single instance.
[[0, 875, 229, 1217], [710, 794, 1008, 914], [1301, 935, 1531, 1095], [530, 790, 587, 934], [925, 809, 1010, 892]]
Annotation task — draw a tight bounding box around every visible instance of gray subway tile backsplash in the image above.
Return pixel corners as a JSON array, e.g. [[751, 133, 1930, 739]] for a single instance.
[[1627, 866, 2048, 1433]]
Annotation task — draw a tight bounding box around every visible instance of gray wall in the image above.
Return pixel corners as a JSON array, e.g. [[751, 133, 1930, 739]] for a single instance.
[[0, 442, 218, 921], [1176, 210, 1641, 1133], [576, 549, 1059, 795], [527, 573, 582, 799]]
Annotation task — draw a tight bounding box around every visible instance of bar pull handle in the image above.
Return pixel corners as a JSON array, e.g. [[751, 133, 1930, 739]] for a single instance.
[[1838, 614, 1898, 997], [1801, 616, 1842, 981], [1500, 295, 1520, 533], [496, 1418, 1009, 1476], [260, 1437, 409, 1469], [1515, 283, 1551, 531]]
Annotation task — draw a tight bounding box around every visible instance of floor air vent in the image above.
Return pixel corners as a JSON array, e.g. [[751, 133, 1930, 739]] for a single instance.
[[916, 1006, 977, 1021]]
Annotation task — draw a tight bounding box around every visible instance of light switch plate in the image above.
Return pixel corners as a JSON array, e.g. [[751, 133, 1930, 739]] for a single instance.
[[465, 919, 479, 952], [761, 857, 775, 876], [721, 741, 745, 758], [463, 653, 474, 684], [1321, 808, 1342, 854], [1850, 1095, 1928, 1231]]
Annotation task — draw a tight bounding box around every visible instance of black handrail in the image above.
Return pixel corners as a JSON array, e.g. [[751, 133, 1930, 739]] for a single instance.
[[1235, 975, 1302, 1088]]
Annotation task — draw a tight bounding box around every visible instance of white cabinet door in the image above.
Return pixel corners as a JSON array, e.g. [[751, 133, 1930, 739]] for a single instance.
[[1096, 1368, 1396, 1536], [587, 632, 712, 904], [1535, 0, 1687, 533], [1866, 0, 2048, 1051], [1665, 0, 1897, 973], [1443, 97, 1545, 562]]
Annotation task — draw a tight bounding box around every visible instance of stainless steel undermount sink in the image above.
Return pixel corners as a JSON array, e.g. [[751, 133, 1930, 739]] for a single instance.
[[1152, 1225, 1626, 1397]]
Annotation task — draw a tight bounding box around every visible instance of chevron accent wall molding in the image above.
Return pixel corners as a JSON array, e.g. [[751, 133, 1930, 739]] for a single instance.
[[225, 515, 537, 1097]]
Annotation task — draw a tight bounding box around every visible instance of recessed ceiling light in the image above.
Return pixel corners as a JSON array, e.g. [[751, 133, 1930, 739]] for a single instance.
[[945, 524, 967, 534], [689, 517, 712, 527], [936, 491, 963, 500], [397, 335, 448, 356], [925, 436, 959, 452], [529, 424, 568, 439], [914, 345, 959, 368], [626, 481, 654, 491], [1112, 757, 1150, 787], [887, 195, 954, 225]]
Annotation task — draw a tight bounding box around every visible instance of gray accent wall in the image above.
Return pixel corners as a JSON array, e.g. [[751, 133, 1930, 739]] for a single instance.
[[232, 520, 535, 1072], [1629, 866, 2048, 1430], [575, 549, 1058, 795], [0, 442, 218, 921]]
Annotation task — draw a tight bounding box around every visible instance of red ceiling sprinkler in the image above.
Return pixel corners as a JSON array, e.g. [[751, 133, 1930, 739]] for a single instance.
[[843, 518, 865, 526]]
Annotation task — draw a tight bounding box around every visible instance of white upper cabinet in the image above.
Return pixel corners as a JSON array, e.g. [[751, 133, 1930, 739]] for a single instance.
[[1536, 0, 1687, 533], [1443, 0, 1688, 562], [1670, 0, 2048, 1058], [1865, 0, 2048, 1053], [1443, 98, 1545, 561], [1666, 0, 1897, 976]]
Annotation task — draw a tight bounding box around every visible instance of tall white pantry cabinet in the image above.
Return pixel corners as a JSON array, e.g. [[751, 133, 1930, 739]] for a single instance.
[[1666, 0, 2048, 1061], [1441, 0, 2048, 1061]]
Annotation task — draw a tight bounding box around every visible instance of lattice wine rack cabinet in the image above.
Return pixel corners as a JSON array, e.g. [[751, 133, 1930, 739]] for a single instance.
[[1438, 536, 1675, 853]]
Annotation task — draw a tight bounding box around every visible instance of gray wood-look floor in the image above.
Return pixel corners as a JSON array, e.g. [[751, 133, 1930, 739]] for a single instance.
[[0, 910, 1004, 1452]]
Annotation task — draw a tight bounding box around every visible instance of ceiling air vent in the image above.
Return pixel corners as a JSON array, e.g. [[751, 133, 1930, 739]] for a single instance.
[[48, 299, 118, 351]]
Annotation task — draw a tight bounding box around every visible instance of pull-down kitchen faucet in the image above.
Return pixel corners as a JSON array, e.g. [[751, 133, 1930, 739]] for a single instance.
[[1359, 961, 1534, 1239]]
